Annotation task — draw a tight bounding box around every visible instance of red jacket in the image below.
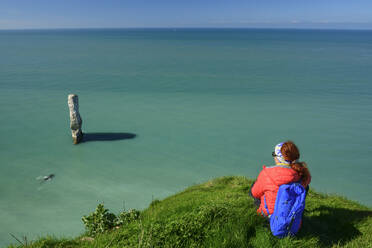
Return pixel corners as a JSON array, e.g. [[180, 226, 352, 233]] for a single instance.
[[251, 164, 310, 216]]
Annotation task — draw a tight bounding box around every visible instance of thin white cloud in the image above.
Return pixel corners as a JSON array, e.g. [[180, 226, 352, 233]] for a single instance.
[[0, 9, 22, 15], [0, 19, 41, 29], [207, 19, 275, 25]]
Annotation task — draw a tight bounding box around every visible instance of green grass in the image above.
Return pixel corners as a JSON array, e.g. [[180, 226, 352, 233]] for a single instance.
[[8, 176, 372, 248]]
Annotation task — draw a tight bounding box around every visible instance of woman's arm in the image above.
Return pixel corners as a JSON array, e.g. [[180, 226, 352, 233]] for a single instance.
[[251, 167, 266, 199]]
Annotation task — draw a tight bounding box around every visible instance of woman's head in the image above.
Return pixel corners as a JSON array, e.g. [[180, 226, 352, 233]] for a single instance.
[[273, 141, 311, 186], [281, 141, 300, 163], [272, 142, 292, 165]]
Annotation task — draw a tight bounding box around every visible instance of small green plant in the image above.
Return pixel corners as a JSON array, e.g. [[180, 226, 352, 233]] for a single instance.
[[82, 204, 141, 236], [116, 209, 141, 226], [82, 203, 117, 236]]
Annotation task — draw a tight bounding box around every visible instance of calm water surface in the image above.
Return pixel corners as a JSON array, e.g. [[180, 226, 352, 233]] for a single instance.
[[1, 28, 372, 246]]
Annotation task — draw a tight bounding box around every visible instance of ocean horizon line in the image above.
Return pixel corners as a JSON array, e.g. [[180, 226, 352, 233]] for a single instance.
[[1, 27, 372, 32]]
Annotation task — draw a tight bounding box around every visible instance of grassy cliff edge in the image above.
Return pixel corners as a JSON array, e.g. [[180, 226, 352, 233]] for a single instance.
[[9, 176, 372, 248]]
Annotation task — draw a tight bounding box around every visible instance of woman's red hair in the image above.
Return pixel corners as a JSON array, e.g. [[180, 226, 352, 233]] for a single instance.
[[281, 141, 311, 186]]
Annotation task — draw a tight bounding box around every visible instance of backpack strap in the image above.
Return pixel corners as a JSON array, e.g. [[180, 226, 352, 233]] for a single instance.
[[263, 196, 271, 217]]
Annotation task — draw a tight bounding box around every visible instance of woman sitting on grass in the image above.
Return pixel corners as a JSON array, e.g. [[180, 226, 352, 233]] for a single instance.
[[250, 141, 311, 217]]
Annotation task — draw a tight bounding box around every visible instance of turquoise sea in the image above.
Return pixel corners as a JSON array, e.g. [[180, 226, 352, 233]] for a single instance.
[[1, 28, 372, 246]]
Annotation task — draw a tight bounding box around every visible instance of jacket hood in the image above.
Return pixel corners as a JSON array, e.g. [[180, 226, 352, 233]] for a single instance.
[[263, 165, 300, 186]]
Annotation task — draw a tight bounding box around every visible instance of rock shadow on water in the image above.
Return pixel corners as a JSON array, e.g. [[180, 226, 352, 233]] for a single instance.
[[81, 132, 137, 143]]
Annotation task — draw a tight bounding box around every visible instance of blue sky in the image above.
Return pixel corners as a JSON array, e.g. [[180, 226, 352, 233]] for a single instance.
[[1, 0, 372, 29]]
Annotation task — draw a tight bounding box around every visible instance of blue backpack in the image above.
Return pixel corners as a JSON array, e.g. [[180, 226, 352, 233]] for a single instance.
[[263, 181, 306, 238]]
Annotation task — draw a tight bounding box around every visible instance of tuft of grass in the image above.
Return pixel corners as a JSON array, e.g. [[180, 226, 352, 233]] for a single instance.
[[8, 176, 372, 248]]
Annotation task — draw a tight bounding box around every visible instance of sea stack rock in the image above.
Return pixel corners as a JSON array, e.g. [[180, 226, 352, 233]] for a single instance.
[[68, 94, 83, 144]]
